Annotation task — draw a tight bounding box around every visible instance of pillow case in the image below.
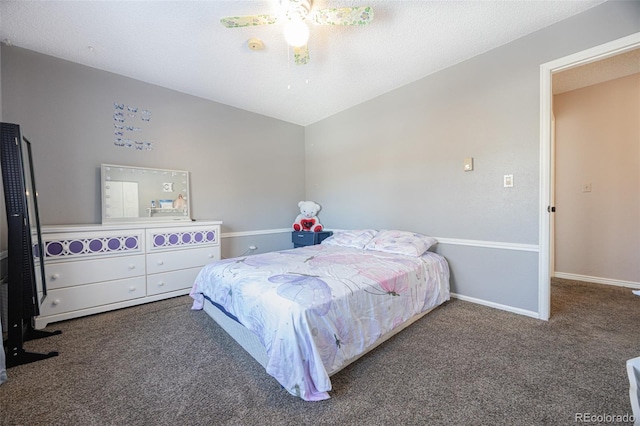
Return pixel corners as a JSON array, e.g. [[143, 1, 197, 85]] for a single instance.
[[364, 230, 437, 257], [321, 229, 378, 249]]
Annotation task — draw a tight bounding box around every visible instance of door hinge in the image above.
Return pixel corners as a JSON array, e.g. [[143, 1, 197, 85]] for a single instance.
[[547, 206, 556, 213]]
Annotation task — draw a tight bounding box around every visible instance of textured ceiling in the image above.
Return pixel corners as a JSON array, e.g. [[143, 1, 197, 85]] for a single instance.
[[553, 48, 640, 94], [0, 0, 607, 126]]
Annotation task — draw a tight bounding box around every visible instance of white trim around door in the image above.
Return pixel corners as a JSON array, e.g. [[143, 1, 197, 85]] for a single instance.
[[538, 32, 640, 321]]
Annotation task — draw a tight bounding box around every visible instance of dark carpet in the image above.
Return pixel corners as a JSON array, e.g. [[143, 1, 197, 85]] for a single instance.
[[1, 278, 638, 425]]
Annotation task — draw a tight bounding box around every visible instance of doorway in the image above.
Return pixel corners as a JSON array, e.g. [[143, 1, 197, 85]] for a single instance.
[[538, 32, 640, 321]]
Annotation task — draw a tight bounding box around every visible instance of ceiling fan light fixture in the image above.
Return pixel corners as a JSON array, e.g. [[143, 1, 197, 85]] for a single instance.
[[221, 0, 373, 65], [283, 20, 309, 47]]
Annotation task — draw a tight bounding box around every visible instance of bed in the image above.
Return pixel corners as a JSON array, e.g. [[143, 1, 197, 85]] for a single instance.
[[190, 229, 450, 401]]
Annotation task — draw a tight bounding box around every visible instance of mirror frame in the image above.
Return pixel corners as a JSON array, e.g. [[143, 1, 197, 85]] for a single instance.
[[101, 164, 191, 223]]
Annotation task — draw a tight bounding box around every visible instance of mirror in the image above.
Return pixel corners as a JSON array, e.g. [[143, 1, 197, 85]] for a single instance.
[[101, 164, 191, 223]]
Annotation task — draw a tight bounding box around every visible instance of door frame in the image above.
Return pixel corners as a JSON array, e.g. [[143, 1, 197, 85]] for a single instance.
[[538, 32, 640, 321]]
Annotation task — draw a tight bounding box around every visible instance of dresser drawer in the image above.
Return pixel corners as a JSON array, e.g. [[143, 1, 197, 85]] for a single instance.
[[38, 276, 145, 317], [45, 255, 146, 290], [146, 246, 220, 275], [147, 267, 202, 296], [146, 225, 219, 252]]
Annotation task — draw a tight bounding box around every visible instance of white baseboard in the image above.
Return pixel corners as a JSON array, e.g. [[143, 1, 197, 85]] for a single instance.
[[554, 272, 640, 290], [450, 292, 540, 319]]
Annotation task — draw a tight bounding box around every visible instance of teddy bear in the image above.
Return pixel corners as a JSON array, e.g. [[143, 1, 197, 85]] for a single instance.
[[292, 200, 324, 232]]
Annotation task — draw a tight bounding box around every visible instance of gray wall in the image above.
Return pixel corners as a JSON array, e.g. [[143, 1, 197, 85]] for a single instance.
[[1, 2, 639, 317], [305, 1, 640, 314], [1, 46, 305, 256]]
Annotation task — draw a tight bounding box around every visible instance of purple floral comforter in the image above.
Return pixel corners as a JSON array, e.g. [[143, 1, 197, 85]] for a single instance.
[[190, 244, 450, 401]]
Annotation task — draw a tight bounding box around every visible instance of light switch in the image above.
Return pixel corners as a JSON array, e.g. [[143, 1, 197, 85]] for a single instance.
[[464, 157, 474, 171], [504, 175, 514, 187]]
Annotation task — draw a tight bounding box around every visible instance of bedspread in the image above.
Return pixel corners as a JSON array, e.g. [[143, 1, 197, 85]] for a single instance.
[[190, 244, 450, 401]]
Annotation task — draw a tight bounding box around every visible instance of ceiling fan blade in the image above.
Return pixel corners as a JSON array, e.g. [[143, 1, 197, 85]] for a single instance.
[[220, 15, 279, 28], [312, 6, 374, 26], [293, 45, 310, 65]]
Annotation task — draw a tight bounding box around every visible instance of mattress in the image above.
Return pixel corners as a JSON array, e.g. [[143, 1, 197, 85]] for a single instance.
[[190, 244, 450, 401]]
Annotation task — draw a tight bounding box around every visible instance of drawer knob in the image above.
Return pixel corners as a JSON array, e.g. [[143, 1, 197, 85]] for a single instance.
[[158, 281, 165, 287], [208, 254, 214, 258], [51, 273, 60, 280], [128, 264, 136, 270], [157, 260, 164, 265], [129, 286, 136, 292], [52, 299, 60, 306]]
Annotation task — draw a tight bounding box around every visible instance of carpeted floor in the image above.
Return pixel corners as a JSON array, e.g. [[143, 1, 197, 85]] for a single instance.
[[1, 278, 638, 425]]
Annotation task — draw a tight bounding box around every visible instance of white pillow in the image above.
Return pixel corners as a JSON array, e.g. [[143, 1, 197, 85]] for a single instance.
[[321, 229, 378, 249], [364, 230, 437, 257]]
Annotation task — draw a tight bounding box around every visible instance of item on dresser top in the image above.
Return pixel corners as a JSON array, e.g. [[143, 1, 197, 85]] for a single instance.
[[173, 194, 187, 210], [101, 164, 191, 223], [190, 231, 449, 401], [292, 200, 324, 232]]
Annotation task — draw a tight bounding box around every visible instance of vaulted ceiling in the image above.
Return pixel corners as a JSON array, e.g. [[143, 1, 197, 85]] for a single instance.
[[0, 0, 608, 125]]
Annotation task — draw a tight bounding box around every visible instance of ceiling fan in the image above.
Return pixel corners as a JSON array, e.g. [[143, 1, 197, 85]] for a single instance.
[[220, 0, 374, 65]]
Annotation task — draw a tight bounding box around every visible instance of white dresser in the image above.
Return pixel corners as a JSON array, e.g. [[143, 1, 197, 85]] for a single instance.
[[35, 220, 222, 329]]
